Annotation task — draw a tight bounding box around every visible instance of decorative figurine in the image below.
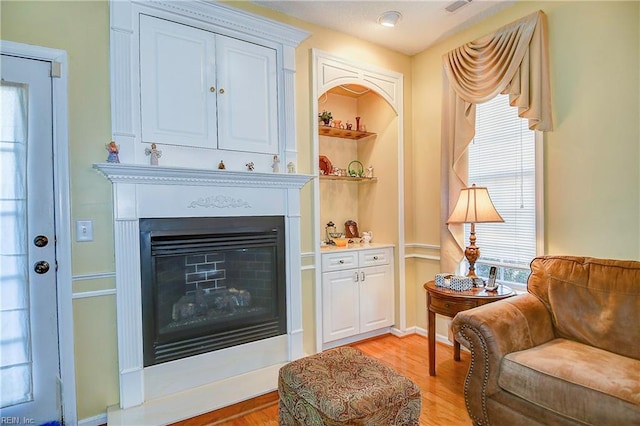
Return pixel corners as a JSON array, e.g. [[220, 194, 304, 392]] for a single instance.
[[346, 122, 353, 130], [246, 162, 255, 171], [366, 165, 374, 178], [144, 143, 162, 165], [105, 141, 120, 163], [287, 162, 296, 174], [272, 155, 280, 173], [218, 160, 226, 170], [355, 116, 361, 132]]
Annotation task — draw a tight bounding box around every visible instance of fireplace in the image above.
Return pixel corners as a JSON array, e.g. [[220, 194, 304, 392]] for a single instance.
[[140, 216, 286, 366]]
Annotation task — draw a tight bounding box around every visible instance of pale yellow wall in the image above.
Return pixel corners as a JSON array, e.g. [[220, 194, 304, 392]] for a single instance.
[[411, 1, 640, 334]]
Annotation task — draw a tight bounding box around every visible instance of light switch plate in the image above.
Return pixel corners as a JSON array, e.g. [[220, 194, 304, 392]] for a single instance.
[[76, 220, 93, 242]]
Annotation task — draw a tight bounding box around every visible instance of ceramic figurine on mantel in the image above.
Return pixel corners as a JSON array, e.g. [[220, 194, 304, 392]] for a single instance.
[[218, 160, 226, 170], [272, 155, 280, 173], [287, 162, 296, 174], [246, 162, 255, 171], [105, 141, 120, 163], [144, 143, 162, 165]]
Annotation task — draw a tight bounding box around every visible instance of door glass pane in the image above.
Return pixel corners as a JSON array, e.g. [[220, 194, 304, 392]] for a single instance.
[[0, 82, 33, 408]]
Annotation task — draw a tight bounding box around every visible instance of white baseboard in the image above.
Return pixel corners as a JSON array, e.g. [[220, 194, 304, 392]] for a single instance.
[[78, 413, 107, 426]]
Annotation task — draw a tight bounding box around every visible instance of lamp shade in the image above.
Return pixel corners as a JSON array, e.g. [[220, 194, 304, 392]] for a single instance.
[[447, 184, 504, 224]]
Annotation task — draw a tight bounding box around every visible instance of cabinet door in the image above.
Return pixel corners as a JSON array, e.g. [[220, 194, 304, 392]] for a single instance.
[[359, 264, 394, 333], [215, 35, 278, 154], [139, 15, 217, 148], [322, 270, 360, 342]]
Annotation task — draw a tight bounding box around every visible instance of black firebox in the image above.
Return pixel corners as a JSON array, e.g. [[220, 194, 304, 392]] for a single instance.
[[139, 216, 286, 367]]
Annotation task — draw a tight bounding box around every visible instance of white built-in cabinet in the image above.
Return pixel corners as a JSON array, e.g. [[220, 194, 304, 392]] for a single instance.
[[139, 15, 278, 154], [321, 246, 394, 344]]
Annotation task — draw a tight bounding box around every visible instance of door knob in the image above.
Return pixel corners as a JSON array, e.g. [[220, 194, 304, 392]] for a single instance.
[[219, 88, 225, 94], [34, 261, 50, 274], [34, 235, 49, 247]]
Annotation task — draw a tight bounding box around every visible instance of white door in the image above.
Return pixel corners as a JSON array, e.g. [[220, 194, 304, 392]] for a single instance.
[[139, 14, 217, 148], [1, 54, 61, 424], [216, 35, 278, 154], [322, 269, 360, 342], [359, 264, 394, 333]]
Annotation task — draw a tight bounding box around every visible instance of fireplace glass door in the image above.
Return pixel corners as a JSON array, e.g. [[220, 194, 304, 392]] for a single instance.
[[140, 216, 286, 366]]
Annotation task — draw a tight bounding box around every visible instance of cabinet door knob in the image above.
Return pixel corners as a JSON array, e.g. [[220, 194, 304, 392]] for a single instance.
[[209, 86, 216, 92], [339, 259, 344, 264], [219, 88, 225, 94], [373, 256, 379, 260]]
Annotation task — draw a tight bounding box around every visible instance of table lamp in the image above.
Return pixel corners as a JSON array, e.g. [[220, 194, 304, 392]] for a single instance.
[[446, 184, 504, 278]]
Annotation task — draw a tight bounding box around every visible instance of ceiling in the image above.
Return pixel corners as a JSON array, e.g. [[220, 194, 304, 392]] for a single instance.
[[251, 0, 515, 56]]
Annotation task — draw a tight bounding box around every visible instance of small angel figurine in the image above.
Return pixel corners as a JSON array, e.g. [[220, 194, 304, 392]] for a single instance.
[[144, 143, 162, 165], [272, 155, 280, 173], [106, 141, 120, 163]]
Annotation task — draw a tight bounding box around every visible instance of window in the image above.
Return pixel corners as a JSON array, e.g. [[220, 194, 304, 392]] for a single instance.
[[465, 94, 543, 291]]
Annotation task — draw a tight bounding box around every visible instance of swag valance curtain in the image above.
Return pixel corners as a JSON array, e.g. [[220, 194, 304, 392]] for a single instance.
[[440, 10, 553, 273]]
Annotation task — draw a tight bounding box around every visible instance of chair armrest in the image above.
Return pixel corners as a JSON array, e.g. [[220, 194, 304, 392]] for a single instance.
[[451, 293, 555, 425]]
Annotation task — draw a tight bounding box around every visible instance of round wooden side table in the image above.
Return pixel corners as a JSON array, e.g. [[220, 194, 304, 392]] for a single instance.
[[424, 280, 515, 376]]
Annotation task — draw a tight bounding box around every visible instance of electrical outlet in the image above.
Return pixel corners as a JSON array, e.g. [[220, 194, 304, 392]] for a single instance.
[[76, 220, 93, 242]]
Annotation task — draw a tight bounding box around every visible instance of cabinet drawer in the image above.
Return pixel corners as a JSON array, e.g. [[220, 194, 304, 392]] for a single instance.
[[322, 251, 358, 272], [429, 297, 476, 316], [359, 248, 392, 268]]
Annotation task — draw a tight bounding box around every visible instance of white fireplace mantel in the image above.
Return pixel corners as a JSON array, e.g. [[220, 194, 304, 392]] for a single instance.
[[93, 163, 313, 189]]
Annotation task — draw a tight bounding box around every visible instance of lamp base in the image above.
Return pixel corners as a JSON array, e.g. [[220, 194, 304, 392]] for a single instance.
[[464, 226, 480, 278]]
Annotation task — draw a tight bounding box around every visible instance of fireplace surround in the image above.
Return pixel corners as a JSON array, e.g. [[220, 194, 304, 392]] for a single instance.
[[95, 163, 312, 423]]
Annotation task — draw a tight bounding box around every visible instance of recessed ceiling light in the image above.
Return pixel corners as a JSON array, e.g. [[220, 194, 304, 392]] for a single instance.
[[377, 11, 402, 28]]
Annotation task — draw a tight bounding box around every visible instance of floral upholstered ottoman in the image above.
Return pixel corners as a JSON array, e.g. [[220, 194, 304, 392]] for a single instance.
[[278, 346, 421, 425]]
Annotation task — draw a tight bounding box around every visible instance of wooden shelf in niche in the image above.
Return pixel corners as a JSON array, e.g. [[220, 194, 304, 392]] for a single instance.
[[320, 175, 378, 183], [318, 126, 375, 140]]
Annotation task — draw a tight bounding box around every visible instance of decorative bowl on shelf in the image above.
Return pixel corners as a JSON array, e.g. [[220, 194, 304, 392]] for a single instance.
[[333, 237, 348, 247]]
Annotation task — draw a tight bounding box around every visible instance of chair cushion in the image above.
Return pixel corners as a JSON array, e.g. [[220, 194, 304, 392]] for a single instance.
[[499, 338, 640, 425], [278, 346, 421, 425]]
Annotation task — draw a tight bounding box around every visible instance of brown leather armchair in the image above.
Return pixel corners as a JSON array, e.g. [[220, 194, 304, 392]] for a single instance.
[[451, 255, 640, 425]]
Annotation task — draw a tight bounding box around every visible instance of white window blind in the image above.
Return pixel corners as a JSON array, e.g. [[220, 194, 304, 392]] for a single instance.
[[465, 94, 537, 285]]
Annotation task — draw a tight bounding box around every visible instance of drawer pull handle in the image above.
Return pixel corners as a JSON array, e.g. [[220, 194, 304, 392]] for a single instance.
[[444, 303, 450, 308], [361, 272, 365, 282], [373, 256, 379, 260], [354, 272, 359, 282], [339, 260, 344, 264]]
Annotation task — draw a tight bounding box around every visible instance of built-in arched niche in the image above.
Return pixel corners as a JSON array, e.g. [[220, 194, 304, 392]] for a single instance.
[[312, 50, 405, 352]]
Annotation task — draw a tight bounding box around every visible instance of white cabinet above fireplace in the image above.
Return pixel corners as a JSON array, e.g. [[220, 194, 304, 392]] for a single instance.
[[110, 0, 309, 171], [140, 15, 278, 154]]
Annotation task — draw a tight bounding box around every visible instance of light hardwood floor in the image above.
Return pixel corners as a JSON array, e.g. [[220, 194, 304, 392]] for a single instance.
[[172, 334, 472, 425]]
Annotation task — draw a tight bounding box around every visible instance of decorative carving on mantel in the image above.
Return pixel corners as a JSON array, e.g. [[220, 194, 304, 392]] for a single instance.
[[188, 195, 251, 209], [93, 163, 313, 190]]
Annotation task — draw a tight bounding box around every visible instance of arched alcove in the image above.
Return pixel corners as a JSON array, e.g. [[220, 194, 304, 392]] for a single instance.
[[312, 50, 405, 352]]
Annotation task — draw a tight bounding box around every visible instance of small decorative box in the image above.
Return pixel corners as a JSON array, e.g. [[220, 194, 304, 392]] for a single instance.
[[449, 275, 474, 291], [435, 273, 452, 288]]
